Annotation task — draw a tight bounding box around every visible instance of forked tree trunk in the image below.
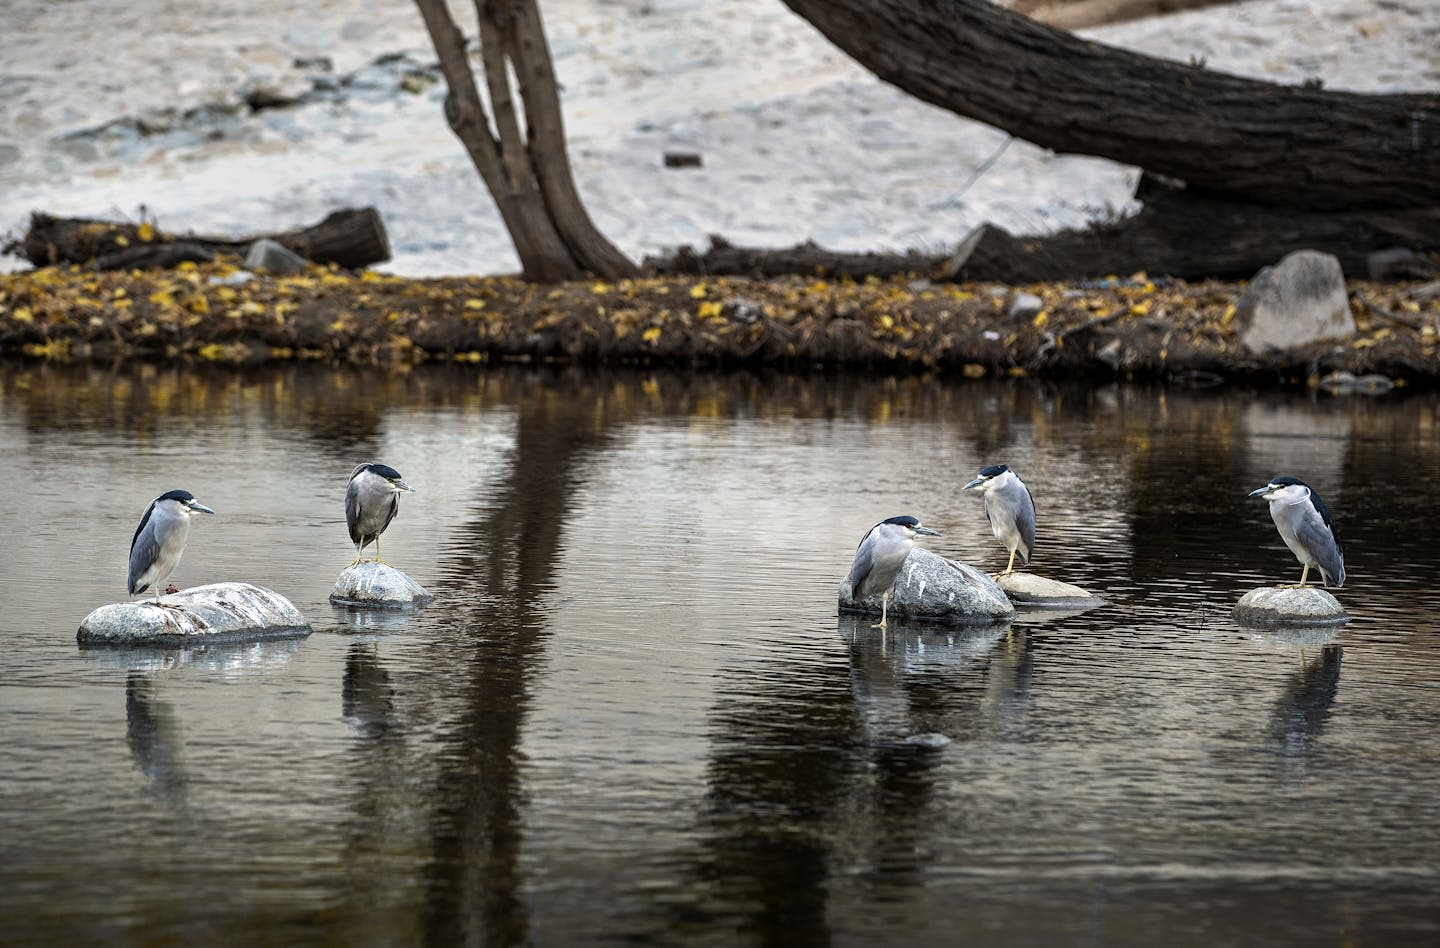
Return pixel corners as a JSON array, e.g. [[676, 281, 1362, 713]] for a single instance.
[[415, 0, 637, 282], [782, 0, 1439, 211]]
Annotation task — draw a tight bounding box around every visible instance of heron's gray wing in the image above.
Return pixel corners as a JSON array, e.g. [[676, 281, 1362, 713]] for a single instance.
[[1296, 506, 1345, 587], [345, 476, 363, 544], [128, 502, 161, 594], [378, 493, 400, 536], [1017, 484, 1037, 563], [846, 527, 877, 595]]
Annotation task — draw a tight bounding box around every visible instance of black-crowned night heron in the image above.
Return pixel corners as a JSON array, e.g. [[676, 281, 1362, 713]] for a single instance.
[[962, 464, 1035, 576], [846, 515, 941, 628], [128, 489, 215, 599], [346, 463, 415, 565], [1248, 475, 1345, 588]]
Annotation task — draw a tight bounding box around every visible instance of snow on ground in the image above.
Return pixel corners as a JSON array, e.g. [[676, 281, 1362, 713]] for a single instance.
[[1, 0, 1436, 277]]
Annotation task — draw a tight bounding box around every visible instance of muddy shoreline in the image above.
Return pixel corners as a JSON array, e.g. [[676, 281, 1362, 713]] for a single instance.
[[1, 262, 1436, 387]]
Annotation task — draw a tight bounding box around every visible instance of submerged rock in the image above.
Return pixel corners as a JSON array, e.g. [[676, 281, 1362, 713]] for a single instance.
[[78, 582, 311, 647], [1233, 586, 1349, 626], [330, 561, 433, 610], [996, 572, 1104, 610], [838, 547, 1014, 626]]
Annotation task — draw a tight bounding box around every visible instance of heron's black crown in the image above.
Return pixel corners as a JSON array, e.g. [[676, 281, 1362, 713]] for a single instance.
[[979, 464, 1009, 477], [362, 463, 406, 480], [1269, 475, 1307, 488], [157, 489, 198, 503], [881, 515, 922, 528]]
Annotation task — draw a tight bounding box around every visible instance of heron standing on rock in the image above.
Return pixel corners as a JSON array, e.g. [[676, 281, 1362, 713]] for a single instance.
[[346, 463, 415, 565], [846, 515, 942, 628], [128, 489, 215, 599], [1248, 475, 1345, 588], [963, 464, 1036, 577]]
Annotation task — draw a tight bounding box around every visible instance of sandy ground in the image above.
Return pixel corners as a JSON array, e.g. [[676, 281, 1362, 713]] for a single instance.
[[1, 0, 1437, 277]]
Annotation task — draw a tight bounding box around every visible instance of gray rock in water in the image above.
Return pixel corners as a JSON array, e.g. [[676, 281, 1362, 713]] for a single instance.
[[997, 572, 1104, 610], [1235, 250, 1354, 354], [1317, 370, 1396, 395], [330, 562, 433, 610], [77, 582, 311, 647], [838, 547, 1013, 626], [243, 238, 308, 274], [1233, 586, 1349, 626]]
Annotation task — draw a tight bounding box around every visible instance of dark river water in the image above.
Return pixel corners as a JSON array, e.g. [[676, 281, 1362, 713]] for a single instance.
[[3, 362, 1439, 946]]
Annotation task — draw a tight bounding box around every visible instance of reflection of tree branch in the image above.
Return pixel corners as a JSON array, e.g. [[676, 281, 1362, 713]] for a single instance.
[[421, 375, 621, 945]]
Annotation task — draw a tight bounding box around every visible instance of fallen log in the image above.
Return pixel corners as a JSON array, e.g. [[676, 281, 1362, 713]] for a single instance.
[[648, 176, 1440, 283], [647, 237, 939, 280], [4, 207, 391, 270]]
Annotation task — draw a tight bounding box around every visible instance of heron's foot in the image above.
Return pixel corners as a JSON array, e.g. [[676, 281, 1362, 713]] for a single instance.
[[1276, 582, 1312, 589], [990, 571, 1012, 580], [347, 555, 365, 567], [872, 619, 888, 630]]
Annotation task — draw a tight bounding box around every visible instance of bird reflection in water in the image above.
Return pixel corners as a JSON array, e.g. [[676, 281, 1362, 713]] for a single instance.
[[1268, 644, 1342, 757], [125, 670, 188, 803], [342, 643, 399, 741]]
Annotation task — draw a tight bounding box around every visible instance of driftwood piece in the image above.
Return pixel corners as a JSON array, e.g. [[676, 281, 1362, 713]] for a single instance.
[[5, 207, 391, 270], [649, 176, 1440, 283], [648, 238, 940, 280], [946, 177, 1440, 282]]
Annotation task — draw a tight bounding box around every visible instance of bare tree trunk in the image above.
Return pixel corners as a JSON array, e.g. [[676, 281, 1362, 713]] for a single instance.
[[415, 0, 637, 282], [782, 0, 1440, 211]]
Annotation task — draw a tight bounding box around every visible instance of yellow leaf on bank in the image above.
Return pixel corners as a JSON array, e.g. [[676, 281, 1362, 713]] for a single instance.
[[464, 298, 486, 310], [1033, 311, 1049, 328], [878, 315, 894, 330], [137, 222, 155, 242], [962, 363, 986, 379], [689, 284, 707, 299], [1129, 301, 1151, 316], [11, 307, 34, 323], [114, 236, 130, 247], [642, 326, 662, 343], [591, 282, 614, 295], [697, 301, 723, 319]]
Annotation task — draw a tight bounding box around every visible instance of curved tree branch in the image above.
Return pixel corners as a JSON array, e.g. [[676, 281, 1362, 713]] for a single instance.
[[781, 0, 1440, 211]]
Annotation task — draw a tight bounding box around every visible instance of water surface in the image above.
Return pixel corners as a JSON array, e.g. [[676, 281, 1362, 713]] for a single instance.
[[3, 363, 1439, 945]]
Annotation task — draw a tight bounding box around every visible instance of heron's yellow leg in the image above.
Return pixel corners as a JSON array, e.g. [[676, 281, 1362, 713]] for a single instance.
[[1280, 563, 1312, 589]]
